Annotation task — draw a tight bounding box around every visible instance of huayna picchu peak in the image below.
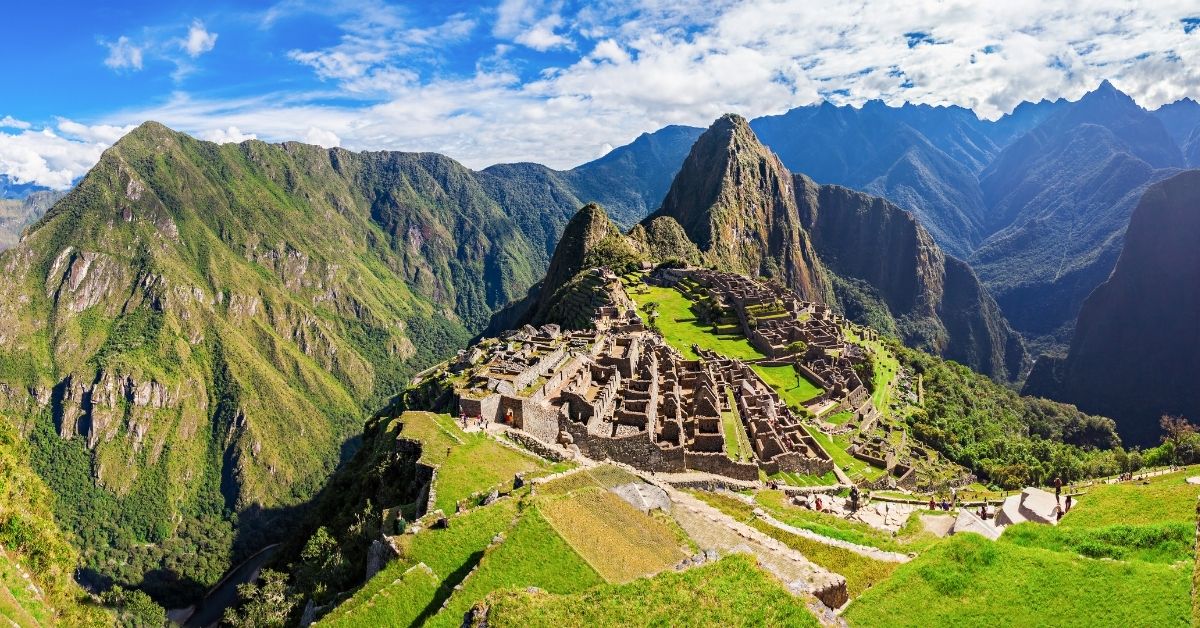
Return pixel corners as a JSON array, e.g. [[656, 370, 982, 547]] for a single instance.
[[5, 11, 1200, 625]]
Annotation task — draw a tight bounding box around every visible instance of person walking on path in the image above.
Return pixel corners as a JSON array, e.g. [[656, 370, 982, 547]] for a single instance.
[[1054, 476, 1063, 503]]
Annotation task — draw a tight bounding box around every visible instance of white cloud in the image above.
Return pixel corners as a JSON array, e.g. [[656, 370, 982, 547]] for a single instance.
[[515, 14, 571, 51], [56, 119, 137, 144], [14, 0, 1200, 189], [303, 127, 341, 147], [103, 36, 144, 71], [287, 4, 474, 94], [0, 128, 108, 189], [182, 19, 218, 57], [495, 0, 573, 51], [0, 116, 31, 130], [199, 126, 258, 143]]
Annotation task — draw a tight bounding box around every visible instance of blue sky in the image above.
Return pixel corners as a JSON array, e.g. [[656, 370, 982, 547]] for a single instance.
[[2, 0, 1199, 189]]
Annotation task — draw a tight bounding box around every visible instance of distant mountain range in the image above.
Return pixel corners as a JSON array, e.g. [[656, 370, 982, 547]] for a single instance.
[[528, 114, 1026, 380], [7, 84, 1194, 355], [1024, 170, 1200, 446], [0, 189, 65, 249], [633, 82, 1198, 354]]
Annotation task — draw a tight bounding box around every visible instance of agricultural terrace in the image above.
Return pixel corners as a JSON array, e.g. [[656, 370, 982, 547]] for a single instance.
[[692, 491, 899, 597], [398, 412, 556, 513], [1058, 468, 1200, 528], [484, 553, 820, 628], [750, 364, 823, 406], [844, 533, 1191, 627], [430, 507, 603, 627], [802, 424, 888, 483]]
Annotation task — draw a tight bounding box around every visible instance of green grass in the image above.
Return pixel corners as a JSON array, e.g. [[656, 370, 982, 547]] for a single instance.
[[630, 285, 763, 360], [754, 490, 937, 553], [844, 533, 1192, 627], [770, 470, 839, 487], [399, 412, 548, 513], [825, 411, 854, 426], [689, 491, 897, 597], [318, 563, 440, 628], [484, 553, 820, 627], [538, 487, 688, 583], [319, 498, 519, 626], [800, 424, 887, 483], [0, 551, 52, 628], [750, 365, 823, 406], [1059, 470, 1200, 529], [429, 506, 603, 627], [1000, 521, 1194, 564], [720, 388, 753, 462]]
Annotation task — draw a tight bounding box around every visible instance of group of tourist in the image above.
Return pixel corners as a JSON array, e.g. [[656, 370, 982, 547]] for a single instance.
[[459, 412, 488, 430]]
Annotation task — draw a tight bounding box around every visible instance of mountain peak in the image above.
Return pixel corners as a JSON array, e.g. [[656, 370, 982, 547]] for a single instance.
[[1078, 79, 1136, 107], [651, 114, 829, 301]]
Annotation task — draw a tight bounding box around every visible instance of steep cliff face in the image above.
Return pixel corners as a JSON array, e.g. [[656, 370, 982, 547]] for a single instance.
[[1024, 170, 1200, 445], [650, 114, 830, 302], [642, 114, 1024, 380], [795, 176, 1027, 381]]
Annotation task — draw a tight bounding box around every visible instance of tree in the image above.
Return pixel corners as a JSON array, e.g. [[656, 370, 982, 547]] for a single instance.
[[103, 586, 166, 628], [223, 569, 297, 628], [295, 527, 346, 603], [786, 340, 807, 357]]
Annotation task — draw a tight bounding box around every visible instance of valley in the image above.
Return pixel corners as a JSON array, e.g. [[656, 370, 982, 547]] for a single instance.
[[0, 84, 1196, 628]]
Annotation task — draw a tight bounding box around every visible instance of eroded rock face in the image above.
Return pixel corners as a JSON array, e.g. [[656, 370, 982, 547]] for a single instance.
[[45, 248, 128, 313], [54, 369, 179, 451]]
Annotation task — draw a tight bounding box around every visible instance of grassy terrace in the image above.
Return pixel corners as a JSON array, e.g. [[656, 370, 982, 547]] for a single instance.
[[692, 491, 899, 597], [753, 490, 939, 553], [801, 424, 887, 483], [485, 553, 819, 627], [430, 507, 603, 627], [630, 284, 762, 360], [751, 364, 823, 406], [844, 533, 1191, 627], [399, 411, 554, 513], [1059, 468, 1200, 528], [770, 469, 839, 487], [721, 388, 753, 462], [539, 486, 689, 583], [318, 499, 521, 627]]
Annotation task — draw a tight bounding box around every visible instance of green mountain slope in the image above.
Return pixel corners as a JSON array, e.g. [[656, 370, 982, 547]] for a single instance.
[[0, 415, 108, 626], [0, 120, 688, 606]]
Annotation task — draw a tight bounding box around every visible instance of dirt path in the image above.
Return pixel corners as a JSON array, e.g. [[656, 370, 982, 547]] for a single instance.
[[663, 487, 848, 624], [754, 511, 912, 563]]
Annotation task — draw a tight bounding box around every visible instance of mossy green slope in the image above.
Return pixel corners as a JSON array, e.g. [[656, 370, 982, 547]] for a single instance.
[[0, 415, 108, 626], [0, 122, 590, 604]]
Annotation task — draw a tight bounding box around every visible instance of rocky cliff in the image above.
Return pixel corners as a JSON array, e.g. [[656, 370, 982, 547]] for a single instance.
[[795, 177, 1027, 380], [1024, 170, 1200, 445], [649, 114, 831, 303], [644, 114, 1025, 380]]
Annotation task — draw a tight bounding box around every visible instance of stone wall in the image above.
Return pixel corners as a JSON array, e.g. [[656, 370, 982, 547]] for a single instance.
[[563, 419, 685, 473], [458, 394, 500, 421], [505, 430, 566, 462], [684, 451, 760, 482]]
